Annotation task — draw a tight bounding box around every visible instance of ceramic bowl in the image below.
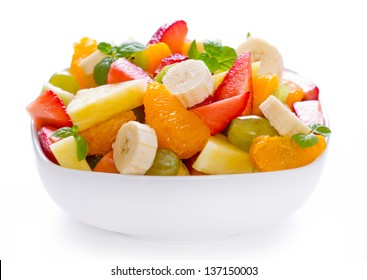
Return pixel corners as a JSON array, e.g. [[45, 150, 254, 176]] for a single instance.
[[31, 119, 329, 243]]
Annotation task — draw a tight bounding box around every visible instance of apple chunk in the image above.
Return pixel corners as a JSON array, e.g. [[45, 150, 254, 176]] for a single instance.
[[193, 135, 254, 174], [50, 136, 91, 171]]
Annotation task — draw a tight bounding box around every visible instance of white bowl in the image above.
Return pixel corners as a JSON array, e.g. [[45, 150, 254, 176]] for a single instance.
[[31, 121, 329, 243]]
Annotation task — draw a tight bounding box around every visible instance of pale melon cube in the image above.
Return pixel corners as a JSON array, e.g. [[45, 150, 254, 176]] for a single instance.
[[193, 135, 254, 174], [79, 49, 108, 75], [50, 136, 91, 171], [66, 79, 148, 131]]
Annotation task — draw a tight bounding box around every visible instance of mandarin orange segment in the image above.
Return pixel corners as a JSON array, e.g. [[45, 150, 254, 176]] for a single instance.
[[144, 43, 172, 75], [69, 37, 98, 89], [80, 111, 136, 156], [283, 80, 305, 111], [252, 73, 279, 116], [144, 82, 210, 159], [249, 134, 326, 171]]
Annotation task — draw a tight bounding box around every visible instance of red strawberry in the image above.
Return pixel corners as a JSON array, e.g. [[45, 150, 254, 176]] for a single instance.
[[148, 20, 188, 54], [191, 92, 250, 135], [107, 58, 153, 84], [26, 90, 72, 129], [213, 52, 252, 114], [154, 53, 188, 76], [38, 126, 61, 164], [293, 100, 325, 126]]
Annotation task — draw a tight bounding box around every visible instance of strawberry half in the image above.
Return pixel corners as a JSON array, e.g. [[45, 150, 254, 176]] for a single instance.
[[191, 92, 250, 135], [107, 58, 153, 84], [154, 53, 188, 76], [38, 126, 61, 164], [213, 52, 252, 101], [148, 20, 188, 54], [26, 90, 72, 129]]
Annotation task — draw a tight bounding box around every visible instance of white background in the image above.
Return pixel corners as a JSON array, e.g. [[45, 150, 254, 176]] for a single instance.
[[1, 0, 366, 278]]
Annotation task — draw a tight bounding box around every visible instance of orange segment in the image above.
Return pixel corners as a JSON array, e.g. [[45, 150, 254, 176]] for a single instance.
[[69, 37, 98, 89], [144, 82, 210, 159], [249, 134, 326, 171], [144, 43, 172, 75], [252, 73, 279, 116], [80, 111, 136, 155], [284, 80, 305, 111]]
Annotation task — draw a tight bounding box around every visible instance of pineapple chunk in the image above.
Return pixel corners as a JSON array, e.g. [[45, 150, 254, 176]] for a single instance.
[[193, 135, 254, 174], [67, 79, 148, 131], [50, 136, 91, 171]]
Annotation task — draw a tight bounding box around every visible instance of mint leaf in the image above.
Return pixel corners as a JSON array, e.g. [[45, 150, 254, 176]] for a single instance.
[[52, 127, 73, 138], [205, 57, 219, 74], [203, 40, 222, 57], [75, 135, 88, 161], [98, 42, 113, 55], [115, 41, 147, 58], [188, 40, 200, 59], [310, 124, 332, 136], [52, 125, 88, 161], [94, 57, 115, 85], [292, 133, 319, 148], [216, 46, 237, 72], [191, 40, 237, 73], [247, 32, 251, 38]]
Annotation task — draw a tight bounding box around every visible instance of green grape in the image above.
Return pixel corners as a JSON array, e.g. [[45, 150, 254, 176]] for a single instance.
[[227, 115, 278, 152], [127, 51, 148, 71], [145, 148, 180, 176], [49, 70, 80, 94], [154, 63, 177, 83]]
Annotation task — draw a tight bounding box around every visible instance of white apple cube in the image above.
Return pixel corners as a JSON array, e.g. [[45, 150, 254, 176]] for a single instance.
[[193, 135, 254, 174], [50, 136, 91, 171]]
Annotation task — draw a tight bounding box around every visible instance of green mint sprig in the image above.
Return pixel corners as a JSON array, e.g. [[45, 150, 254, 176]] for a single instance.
[[94, 41, 146, 85], [52, 125, 88, 161], [292, 124, 332, 148], [188, 39, 237, 74]]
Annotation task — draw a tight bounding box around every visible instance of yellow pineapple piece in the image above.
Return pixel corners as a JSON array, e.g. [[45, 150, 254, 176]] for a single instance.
[[193, 135, 254, 174], [50, 136, 91, 171], [66, 79, 148, 131], [80, 110, 136, 156]]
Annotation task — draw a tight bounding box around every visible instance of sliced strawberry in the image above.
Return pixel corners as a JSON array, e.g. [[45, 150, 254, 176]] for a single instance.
[[282, 69, 319, 100], [148, 20, 188, 54], [38, 126, 61, 164], [107, 58, 153, 84], [213, 52, 252, 115], [293, 100, 325, 126], [190, 95, 215, 109], [26, 90, 72, 129], [191, 92, 250, 135], [154, 53, 188, 76]]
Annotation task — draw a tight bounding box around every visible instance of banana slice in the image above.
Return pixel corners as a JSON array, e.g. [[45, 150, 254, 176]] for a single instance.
[[237, 37, 284, 79], [113, 121, 158, 175], [162, 59, 214, 108], [260, 95, 310, 136]]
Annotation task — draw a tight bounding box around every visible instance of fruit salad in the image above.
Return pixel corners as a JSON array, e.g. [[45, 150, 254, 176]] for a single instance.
[[26, 20, 331, 175]]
